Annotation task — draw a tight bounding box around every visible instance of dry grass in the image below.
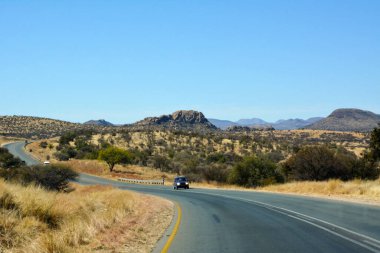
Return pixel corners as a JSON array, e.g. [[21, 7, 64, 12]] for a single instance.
[[258, 179, 380, 205], [189, 179, 380, 206], [26, 140, 59, 162], [0, 180, 173, 253]]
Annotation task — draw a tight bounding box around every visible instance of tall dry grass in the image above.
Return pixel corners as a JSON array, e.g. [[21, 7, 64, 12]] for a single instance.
[[0, 180, 173, 253], [259, 178, 380, 205]]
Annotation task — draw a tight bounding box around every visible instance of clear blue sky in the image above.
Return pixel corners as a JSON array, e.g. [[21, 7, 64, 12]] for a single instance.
[[1, 1, 379, 123]]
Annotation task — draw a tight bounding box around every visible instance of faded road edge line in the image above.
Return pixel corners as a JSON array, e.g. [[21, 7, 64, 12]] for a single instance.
[[161, 202, 182, 253]]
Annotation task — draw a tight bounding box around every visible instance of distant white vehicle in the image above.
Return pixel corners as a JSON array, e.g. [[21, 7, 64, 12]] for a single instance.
[[44, 161, 50, 165]]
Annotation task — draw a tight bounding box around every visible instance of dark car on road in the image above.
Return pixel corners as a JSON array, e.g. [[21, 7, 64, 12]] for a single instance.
[[173, 176, 190, 190]]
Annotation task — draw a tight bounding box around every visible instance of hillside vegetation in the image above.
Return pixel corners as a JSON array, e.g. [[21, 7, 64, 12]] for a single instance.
[[0, 116, 107, 139], [28, 127, 377, 187]]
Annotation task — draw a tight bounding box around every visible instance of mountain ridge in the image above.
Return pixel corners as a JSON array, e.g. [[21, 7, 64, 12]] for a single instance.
[[209, 117, 324, 130]]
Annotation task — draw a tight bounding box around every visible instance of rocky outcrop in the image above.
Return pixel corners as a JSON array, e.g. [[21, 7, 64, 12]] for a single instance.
[[134, 110, 216, 130]]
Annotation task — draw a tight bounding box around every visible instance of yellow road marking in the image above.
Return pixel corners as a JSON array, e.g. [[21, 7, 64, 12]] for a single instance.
[[161, 202, 182, 253]]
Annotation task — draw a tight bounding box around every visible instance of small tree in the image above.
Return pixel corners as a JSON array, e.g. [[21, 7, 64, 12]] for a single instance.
[[98, 146, 132, 172]]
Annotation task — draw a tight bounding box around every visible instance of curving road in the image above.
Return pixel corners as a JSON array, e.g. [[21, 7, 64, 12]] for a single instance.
[[5, 141, 380, 253]]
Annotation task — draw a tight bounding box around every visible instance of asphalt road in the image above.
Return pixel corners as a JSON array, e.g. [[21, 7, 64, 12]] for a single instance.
[[5, 141, 380, 253]]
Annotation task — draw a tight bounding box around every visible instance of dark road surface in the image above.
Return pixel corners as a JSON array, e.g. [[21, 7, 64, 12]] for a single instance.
[[5, 141, 380, 253]]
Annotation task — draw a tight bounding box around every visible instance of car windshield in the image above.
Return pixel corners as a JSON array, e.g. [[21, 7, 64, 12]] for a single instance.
[[177, 177, 187, 182]]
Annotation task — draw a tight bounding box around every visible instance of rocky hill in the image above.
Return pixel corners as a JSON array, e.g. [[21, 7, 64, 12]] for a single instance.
[[305, 109, 380, 132], [84, 119, 114, 127], [134, 110, 217, 130], [0, 116, 107, 139]]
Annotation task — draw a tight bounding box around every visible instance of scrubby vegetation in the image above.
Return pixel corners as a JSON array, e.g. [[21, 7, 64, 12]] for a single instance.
[[0, 165, 78, 191], [0, 116, 111, 139], [0, 148, 78, 191], [42, 126, 378, 187], [282, 145, 379, 181]]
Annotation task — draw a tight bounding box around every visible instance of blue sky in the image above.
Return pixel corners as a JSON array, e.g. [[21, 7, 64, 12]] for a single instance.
[[1, 1, 379, 123]]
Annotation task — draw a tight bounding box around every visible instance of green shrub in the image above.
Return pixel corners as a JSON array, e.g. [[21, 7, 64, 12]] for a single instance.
[[202, 164, 230, 183], [0, 148, 25, 168], [228, 156, 281, 187], [282, 145, 377, 181], [39, 141, 48, 149]]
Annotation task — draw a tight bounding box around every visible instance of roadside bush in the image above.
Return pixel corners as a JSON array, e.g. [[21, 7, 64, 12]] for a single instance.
[[282, 145, 373, 181], [152, 155, 171, 172], [53, 146, 77, 161], [202, 163, 230, 183], [54, 151, 70, 161], [228, 156, 281, 187], [39, 141, 48, 149], [129, 149, 149, 166], [0, 164, 78, 191], [369, 125, 380, 161], [0, 148, 24, 168], [355, 155, 380, 180], [206, 152, 242, 165]]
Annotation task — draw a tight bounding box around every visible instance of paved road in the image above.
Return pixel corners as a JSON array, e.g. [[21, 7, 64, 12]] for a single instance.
[[5, 141, 380, 253]]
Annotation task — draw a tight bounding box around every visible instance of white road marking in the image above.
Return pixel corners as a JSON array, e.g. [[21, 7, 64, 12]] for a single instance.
[[188, 190, 380, 253]]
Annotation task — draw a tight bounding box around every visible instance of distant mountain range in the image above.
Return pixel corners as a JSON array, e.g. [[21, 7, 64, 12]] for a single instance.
[[305, 108, 380, 132], [1, 108, 379, 139], [209, 117, 323, 130]]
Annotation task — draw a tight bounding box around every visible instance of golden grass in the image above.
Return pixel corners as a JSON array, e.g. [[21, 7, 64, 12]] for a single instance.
[[0, 180, 173, 253], [189, 179, 380, 205], [26, 140, 58, 163], [258, 179, 380, 205]]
